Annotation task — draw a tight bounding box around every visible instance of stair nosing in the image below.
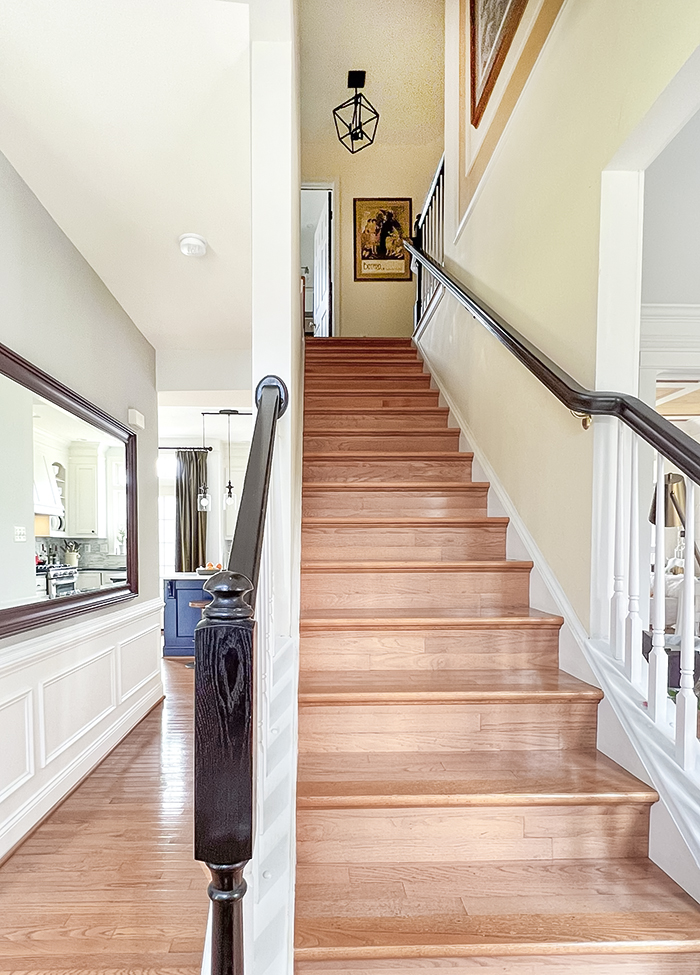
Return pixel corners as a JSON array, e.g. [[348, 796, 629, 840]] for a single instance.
[[293, 938, 700, 962], [303, 481, 488, 490], [304, 429, 458, 436], [296, 790, 658, 809], [300, 560, 532, 572], [304, 407, 448, 415], [302, 516, 509, 525], [298, 688, 602, 705], [300, 613, 564, 629], [304, 451, 473, 459]]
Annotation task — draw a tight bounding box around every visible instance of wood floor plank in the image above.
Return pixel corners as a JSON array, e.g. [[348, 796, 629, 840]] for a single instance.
[[0, 659, 207, 970]]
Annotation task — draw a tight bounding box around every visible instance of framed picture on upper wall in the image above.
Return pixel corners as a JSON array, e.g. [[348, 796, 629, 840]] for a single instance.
[[353, 198, 412, 282], [470, 0, 529, 127]]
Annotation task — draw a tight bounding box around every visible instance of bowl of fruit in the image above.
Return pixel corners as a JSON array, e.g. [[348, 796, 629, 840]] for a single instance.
[[196, 562, 223, 576]]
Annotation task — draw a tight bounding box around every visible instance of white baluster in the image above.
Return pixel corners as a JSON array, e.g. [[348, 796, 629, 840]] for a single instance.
[[649, 453, 668, 723], [610, 421, 626, 660], [676, 479, 697, 768], [625, 436, 643, 685]]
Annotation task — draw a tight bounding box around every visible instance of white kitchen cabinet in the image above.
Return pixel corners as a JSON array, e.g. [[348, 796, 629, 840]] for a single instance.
[[66, 443, 107, 537]]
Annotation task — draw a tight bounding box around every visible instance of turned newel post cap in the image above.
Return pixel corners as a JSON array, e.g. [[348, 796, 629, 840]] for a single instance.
[[199, 570, 254, 623]]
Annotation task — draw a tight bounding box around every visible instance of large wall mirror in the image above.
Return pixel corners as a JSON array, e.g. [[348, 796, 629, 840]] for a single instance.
[[0, 342, 137, 637]]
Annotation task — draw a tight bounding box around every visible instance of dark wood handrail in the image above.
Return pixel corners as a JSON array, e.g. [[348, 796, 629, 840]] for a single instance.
[[406, 240, 700, 485], [193, 374, 289, 975]]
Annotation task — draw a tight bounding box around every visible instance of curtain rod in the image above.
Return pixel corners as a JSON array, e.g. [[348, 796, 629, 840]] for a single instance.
[[158, 446, 213, 452]]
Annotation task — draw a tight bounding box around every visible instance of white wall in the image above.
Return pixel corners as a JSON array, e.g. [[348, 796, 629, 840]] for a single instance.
[[0, 148, 162, 859], [643, 108, 700, 305]]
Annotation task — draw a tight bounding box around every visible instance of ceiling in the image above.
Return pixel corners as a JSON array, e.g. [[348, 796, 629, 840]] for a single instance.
[[657, 380, 700, 419], [158, 390, 253, 441], [0, 0, 252, 354]]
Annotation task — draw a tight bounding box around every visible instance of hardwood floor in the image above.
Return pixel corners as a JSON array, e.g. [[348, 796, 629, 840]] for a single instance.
[[295, 337, 700, 973], [0, 658, 206, 975]]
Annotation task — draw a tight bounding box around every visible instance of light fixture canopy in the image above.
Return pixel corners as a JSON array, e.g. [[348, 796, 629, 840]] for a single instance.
[[333, 70, 379, 154], [179, 233, 208, 257]]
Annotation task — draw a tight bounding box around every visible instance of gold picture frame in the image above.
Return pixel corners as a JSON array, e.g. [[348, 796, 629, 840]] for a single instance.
[[353, 198, 413, 282]]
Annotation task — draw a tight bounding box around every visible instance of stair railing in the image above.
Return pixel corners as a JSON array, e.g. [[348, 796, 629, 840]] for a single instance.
[[407, 202, 700, 771], [412, 153, 444, 331], [193, 375, 289, 975]]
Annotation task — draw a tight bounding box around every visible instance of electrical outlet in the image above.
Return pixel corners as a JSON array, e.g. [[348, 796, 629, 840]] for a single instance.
[[14, 526, 27, 542]]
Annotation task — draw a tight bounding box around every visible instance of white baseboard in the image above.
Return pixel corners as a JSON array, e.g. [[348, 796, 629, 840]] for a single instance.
[[417, 338, 700, 904]]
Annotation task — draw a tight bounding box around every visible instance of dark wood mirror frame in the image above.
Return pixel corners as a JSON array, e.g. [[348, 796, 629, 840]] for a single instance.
[[0, 341, 138, 638]]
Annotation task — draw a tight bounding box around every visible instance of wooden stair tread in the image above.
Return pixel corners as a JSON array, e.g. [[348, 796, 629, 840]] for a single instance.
[[304, 481, 487, 490], [297, 750, 657, 806], [304, 451, 473, 461], [294, 858, 700, 959], [301, 560, 532, 572], [304, 407, 447, 416], [300, 607, 563, 629], [298, 669, 602, 703], [302, 516, 509, 525], [304, 428, 457, 436]]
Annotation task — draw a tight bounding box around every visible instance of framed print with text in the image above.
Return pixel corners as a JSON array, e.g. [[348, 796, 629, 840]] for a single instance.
[[353, 198, 412, 281]]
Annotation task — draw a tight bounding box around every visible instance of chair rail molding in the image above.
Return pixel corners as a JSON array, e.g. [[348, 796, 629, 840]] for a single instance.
[[0, 595, 163, 860]]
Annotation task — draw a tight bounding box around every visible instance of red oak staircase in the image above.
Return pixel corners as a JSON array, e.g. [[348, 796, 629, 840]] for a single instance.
[[295, 337, 700, 974]]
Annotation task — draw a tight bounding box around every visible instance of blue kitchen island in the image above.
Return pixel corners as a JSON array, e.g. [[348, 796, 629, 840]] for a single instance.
[[163, 574, 213, 656]]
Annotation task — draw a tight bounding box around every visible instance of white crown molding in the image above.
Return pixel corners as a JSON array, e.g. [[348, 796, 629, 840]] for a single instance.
[[641, 303, 700, 349]]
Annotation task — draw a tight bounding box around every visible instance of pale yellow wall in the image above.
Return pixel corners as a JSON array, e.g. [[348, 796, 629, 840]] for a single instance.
[[421, 0, 700, 625], [300, 0, 444, 337]]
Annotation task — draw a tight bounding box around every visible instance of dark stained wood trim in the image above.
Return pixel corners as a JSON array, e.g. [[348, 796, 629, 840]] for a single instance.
[[0, 339, 139, 639]]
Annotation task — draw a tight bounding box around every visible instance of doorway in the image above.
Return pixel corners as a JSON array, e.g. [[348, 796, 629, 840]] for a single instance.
[[301, 186, 334, 336]]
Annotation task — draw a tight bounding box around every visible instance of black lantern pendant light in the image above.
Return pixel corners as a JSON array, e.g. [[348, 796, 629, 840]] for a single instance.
[[333, 70, 379, 154]]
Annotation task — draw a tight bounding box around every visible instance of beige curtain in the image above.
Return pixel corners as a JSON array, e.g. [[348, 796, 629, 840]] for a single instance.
[[175, 450, 208, 572]]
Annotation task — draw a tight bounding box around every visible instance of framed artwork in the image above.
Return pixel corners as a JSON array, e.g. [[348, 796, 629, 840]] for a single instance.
[[353, 198, 412, 281], [459, 0, 564, 216], [470, 0, 529, 127]]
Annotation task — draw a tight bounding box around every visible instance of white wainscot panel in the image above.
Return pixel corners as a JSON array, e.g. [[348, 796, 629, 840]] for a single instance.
[[40, 649, 116, 766], [0, 691, 33, 802], [119, 625, 161, 702]]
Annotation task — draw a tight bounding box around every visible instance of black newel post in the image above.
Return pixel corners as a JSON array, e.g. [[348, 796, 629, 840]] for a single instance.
[[413, 214, 423, 332], [194, 570, 255, 975]]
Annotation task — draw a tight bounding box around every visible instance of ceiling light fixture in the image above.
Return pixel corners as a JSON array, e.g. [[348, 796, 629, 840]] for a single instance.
[[332, 70, 379, 154], [179, 233, 208, 257]]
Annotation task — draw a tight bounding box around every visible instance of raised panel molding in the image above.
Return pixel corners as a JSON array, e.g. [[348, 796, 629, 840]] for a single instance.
[[39, 648, 116, 766], [0, 690, 33, 803], [0, 597, 163, 860], [119, 624, 161, 702]]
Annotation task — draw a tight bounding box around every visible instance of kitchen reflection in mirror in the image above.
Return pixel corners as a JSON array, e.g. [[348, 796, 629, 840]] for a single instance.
[[0, 373, 128, 609]]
